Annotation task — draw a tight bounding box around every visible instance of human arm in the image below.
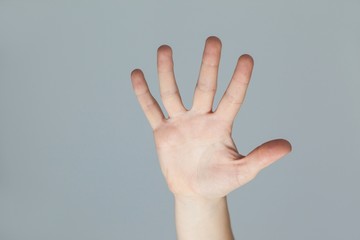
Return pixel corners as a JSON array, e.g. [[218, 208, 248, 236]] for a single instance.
[[130, 36, 292, 240]]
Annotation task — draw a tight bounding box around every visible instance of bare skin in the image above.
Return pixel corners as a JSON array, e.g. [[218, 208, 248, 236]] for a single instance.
[[131, 36, 292, 240]]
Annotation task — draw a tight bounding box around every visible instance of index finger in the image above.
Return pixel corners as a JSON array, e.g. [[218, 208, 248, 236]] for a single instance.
[[215, 54, 254, 124]]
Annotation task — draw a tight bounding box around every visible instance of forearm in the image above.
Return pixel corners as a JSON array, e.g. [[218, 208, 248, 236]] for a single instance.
[[175, 196, 234, 240]]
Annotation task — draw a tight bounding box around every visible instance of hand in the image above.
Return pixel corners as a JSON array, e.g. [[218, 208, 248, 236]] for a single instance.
[[131, 36, 292, 201]]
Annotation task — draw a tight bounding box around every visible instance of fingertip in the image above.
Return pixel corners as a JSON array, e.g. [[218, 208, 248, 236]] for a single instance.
[[268, 138, 292, 158], [281, 139, 292, 153], [157, 44, 172, 56], [239, 54, 254, 66], [248, 138, 291, 163], [206, 36, 222, 49], [130, 69, 147, 93], [131, 68, 143, 79], [275, 138, 292, 153]]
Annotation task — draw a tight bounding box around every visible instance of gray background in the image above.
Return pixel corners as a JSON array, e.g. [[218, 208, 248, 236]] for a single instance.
[[0, 0, 359, 239]]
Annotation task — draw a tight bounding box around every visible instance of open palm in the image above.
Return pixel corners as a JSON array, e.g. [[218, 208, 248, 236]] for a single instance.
[[131, 36, 291, 200]]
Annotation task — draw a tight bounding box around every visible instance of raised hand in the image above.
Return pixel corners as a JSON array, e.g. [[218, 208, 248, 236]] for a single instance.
[[131, 36, 291, 201]]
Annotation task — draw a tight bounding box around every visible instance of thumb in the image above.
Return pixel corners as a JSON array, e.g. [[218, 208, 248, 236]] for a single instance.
[[244, 139, 292, 176]]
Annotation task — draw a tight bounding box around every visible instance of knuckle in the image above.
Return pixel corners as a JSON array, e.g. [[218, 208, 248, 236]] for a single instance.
[[142, 99, 157, 111], [224, 91, 243, 105], [160, 89, 179, 99], [235, 161, 258, 185], [196, 81, 216, 93]]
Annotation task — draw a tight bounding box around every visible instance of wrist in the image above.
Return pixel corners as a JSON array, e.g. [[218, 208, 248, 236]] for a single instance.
[[174, 195, 234, 240], [174, 194, 226, 206]]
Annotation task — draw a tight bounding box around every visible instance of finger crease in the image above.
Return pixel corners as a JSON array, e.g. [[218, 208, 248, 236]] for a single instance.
[[196, 82, 217, 93], [160, 89, 179, 98], [225, 91, 244, 105]]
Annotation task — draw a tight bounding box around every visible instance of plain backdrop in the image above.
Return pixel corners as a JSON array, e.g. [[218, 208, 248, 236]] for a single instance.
[[0, 0, 359, 239]]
